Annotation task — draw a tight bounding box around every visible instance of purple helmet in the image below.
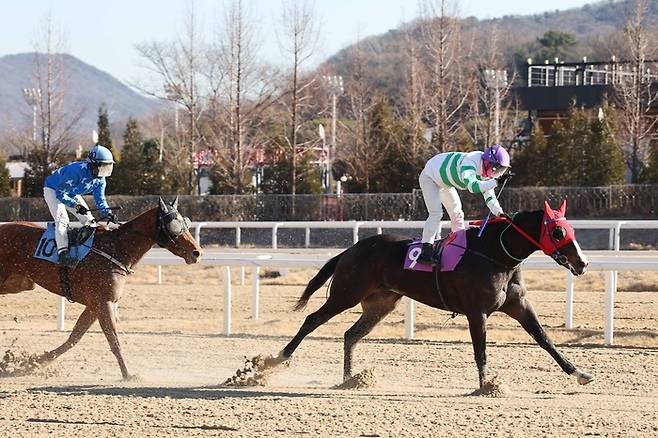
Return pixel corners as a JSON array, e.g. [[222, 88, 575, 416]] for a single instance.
[[482, 144, 510, 178]]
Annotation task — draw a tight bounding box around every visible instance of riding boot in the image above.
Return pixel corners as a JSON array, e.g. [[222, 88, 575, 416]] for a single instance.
[[417, 242, 436, 265], [58, 249, 77, 269]]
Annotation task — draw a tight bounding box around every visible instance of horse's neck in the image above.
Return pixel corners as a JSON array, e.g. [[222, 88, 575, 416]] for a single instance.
[[114, 208, 158, 267], [502, 210, 544, 259]]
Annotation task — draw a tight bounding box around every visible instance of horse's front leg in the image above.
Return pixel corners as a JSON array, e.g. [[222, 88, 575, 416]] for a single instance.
[[96, 299, 132, 380], [466, 312, 488, 387], [502, 295, 594, 385]]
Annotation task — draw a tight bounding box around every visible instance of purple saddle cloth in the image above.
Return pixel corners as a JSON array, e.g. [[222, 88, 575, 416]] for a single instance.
[[403, 229, 467, 272]]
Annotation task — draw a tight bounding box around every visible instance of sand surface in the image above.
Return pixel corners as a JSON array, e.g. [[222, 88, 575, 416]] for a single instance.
[[1, 264, 657, 437]]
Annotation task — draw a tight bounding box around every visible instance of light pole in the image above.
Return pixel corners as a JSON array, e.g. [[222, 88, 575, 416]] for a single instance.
[[22, 87, 41, 151], [322, 75, 344, 194]]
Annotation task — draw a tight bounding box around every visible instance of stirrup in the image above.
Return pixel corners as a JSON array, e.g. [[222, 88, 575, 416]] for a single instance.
[[417, 244, 436, 265]]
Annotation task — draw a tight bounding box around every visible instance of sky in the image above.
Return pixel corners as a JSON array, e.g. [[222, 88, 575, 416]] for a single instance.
[[0, 0, 595, 84]]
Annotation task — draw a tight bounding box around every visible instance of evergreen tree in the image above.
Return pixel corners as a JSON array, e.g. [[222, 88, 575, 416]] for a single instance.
[[140, 139, 166, 194], [109, 118, 166, 195], [0, 154, 12, 197], [646, 143, 658, 183], [260, 145, 322, 194], [22, 148, 61, 197], [96, 104, 121, 161], [584, 104, 625, 186], [514, 123, 549, 186]]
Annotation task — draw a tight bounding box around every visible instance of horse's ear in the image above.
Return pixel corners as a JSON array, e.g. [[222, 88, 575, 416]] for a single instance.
[[559, 199, 567, 216], [159, 196, 168, 212], [170, 196, 179, 210], [543, 200, 552, 215]]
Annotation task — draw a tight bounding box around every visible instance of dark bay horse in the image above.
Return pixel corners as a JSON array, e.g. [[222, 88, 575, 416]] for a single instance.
[[0, 197, 202, 379], [267, 200, 594, 388]]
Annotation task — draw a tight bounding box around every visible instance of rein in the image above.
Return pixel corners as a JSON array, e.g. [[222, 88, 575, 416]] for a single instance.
[[498, 214, 574, 270]]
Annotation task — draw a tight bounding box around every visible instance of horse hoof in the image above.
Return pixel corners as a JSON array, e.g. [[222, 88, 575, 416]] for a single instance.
[[262, 352, 288, 369], [575, 370, 594, 385], [123, 374, 141, 382]]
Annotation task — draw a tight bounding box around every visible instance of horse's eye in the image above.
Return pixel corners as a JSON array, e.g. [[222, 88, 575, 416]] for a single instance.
[[552, 226, 566, 241]]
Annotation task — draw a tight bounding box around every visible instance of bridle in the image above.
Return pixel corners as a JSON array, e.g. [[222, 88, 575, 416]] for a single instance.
[[498, 213, 577, 272], [155, 208, 192, 250]]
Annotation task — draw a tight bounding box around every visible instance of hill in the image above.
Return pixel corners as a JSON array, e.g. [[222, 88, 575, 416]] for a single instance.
[[322, 0, 658, 106], [0, 53, 162, 142]]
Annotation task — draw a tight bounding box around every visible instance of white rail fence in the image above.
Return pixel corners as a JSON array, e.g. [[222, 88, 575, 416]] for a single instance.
[[190, 220, 658, 250], [7, 219, 655, 345], [52, 249, 658, 346]]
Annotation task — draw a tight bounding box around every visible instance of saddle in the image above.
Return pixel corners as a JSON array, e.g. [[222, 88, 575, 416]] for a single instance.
[[404, 230, 467, 273], [33, 223, 96, 266], [404, 231, 468, 314], [32, 224, 98, 302]]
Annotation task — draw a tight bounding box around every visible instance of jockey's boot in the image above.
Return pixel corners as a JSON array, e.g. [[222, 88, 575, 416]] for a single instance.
[[417, 242, 436, 265], [58, 248, 77, 269]]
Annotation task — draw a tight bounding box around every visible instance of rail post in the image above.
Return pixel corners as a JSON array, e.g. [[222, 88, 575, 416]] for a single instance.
[[57, 297, 66, 331], [194, 222, 207, 246], [565, 272, 574, 329], [252, 266, 260, 320], [272, 223, 283, 249], [604, 270, 615, 345], [404, 297, 415, 339], [224, 266, 232, 336]]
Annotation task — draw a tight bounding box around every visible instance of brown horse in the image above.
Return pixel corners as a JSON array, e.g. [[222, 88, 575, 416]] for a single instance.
[[267, 201, 594, 388], [0, 197, 201, 379]]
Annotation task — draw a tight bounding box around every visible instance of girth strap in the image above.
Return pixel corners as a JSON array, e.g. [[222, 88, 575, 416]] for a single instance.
[[432, 244, 454, 313]]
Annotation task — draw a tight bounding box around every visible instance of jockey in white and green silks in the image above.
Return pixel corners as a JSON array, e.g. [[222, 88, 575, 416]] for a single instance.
[[417, 145, 511, 264]]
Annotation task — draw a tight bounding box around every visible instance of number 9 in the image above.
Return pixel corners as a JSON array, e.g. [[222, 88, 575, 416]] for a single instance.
[[408, 246, 422, 268]]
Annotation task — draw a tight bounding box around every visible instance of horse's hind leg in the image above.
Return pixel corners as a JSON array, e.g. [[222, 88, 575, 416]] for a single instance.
[[466, 312, 488, 387], [280, 297, 355, 361], [502, 296, 594, 385], [37, 307, 97, 364], [96, 299, 131, 380], [343, 291, 401, 381]]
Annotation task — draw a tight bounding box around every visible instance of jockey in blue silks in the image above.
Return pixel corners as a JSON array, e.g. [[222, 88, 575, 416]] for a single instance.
[[43, 144, 117, 267]]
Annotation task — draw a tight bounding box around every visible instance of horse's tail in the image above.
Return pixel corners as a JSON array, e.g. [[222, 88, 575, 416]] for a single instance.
[[294, 250, 345, 311]]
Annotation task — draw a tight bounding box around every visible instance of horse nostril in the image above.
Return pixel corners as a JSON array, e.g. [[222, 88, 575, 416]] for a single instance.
[[192, 250, 200, 258]]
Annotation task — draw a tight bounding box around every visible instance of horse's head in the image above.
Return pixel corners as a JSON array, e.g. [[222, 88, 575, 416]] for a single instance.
[[537, 200, 588, 276], [156, 197, 202, 264]]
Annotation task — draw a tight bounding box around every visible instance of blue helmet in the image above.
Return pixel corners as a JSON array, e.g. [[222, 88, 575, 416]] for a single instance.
[[87, 145, 115, 164]]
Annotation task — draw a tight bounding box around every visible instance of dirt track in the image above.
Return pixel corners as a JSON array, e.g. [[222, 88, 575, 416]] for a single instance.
[[1, 265, 657, 437]]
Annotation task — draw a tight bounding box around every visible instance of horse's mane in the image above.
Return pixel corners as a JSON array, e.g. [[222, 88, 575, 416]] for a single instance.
[[94, 206, 158, 239]]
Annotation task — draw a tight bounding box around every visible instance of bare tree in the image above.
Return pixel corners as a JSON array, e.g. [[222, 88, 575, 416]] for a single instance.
[[277, 0, 320, 196], [472, 24, 515, 148], [614, 0, 658, 182], [420, 0, 473, 153], [205, 0, 279, 194], [135, 1, 204, 194], [21, 13, 82, 196], [339, 42, 389, 192], [398, 26, 430, 170]]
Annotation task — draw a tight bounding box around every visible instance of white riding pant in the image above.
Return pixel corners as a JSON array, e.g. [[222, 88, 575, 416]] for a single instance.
[[43, 187, 95, 251], [419, 169, 465, 243]]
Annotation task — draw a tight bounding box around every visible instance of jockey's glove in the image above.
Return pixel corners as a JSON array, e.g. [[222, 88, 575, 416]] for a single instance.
[[105, 212, 119, 224], [75, 204, 89, 215], [497, 171, 514, 186]]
